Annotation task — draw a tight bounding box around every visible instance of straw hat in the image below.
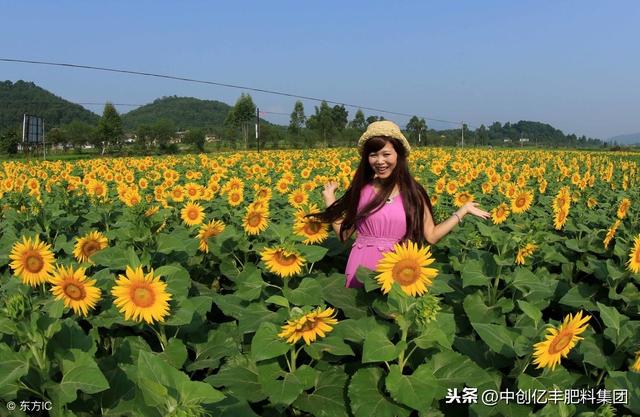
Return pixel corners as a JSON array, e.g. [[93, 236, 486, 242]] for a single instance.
[[357, 120, 411, 154]]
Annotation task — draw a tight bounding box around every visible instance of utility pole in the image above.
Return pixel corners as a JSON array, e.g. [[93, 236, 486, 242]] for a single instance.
[[461, 121, 464, 148], [255, 107, 260, 152]]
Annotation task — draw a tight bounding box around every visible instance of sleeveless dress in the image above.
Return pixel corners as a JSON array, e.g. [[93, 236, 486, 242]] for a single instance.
[[344, 183, 407, 288]]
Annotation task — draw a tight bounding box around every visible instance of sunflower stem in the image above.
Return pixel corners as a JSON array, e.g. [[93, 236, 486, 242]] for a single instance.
[[307, 262, 315, 275], [289, 346, 299, 373], [595, 369, 606, 387]]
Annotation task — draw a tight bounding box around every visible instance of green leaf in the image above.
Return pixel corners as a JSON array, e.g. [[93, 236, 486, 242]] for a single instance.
[[138, 377, 168, 407], [91, 246, 130, 269], [596, 302, 622, 332], [154, 264, 191, 300], [262, 372, 305, 406], [0, 345, 30, 398], [206, 357, 267, 403], [298, 244, 329, 263], [251, 322, 291, 362], [470, 322, 518, 358], [558, 284, 599, 310], [294, 367, 349, 417], [348, 367, 410, 417], [58, 349, 110, 404], [427, 350, 500, 399], [265, 295, 289, 308], [362, 328, 400, 363], [156, 229, 198, 256], [605, 371, 640, 415], [517, 300, 542, 328], [318, 273, 369, 319], [385, 364, 439, 411], [357, 266, 378, 292], [460, 259, 490, 288], [304, 333, 354, 360], [235, 265, 265, 301], [511, 267, 557, 301], [284, 277, 323, 306], [137, 350, 224, 405], [160, 338, 188, 369], [413, 312, 455, 349]]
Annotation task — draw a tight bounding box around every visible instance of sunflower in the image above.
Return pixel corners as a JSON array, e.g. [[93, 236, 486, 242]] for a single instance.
[[170, 186, 185, 202], [50, 265, 101, 316], [626, 234, 640, 274], [73, 231, 108, 263], [9, 236, 56, 286], [617, 198, 631, 219], [243, 207, 269, 235], [515, 243, 537, 265], [532, 311, 591, 371], [587, 197, 598, 209], [111, 265, 172, 324], [554, 207, 569, 230], [453, 191, 474, 208], [375, 241, 438, 297], [227, 190, 244, 207], [197, 220, 226, 253], [553, 189, 571, 212], [603, 219, 621, 249], [445, 180, 458, 195], [293, 211, 329, 244], [181, 202, 205, 226], [510, 190, 533, 214], [87, 180, 108, 199], [278, 307, 338, 345], [491, 203, 510, 224], [288, 189, 309, 209], [261, 246, 306, 278], [632, 351, 640, 372]]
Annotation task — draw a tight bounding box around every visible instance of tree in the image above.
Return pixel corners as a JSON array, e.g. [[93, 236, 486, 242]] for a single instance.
[[306, 101, 336, 147], [0, 128, 20, 155], [65, 120, 96, 152], [366, 115, 385, 125], [331, 105, 348, 132], [47, 127, 66, 150], [135, 124, 154, 150], [406, 116, 427, 146], [225, 93, 256, 149], [477, 124, 488, 146], [288, 100, 306, 134], [183, 128, 206, 153], [349, 109, 366, 131], [96, 102, 123, 155], [152, 119, 176, 153]]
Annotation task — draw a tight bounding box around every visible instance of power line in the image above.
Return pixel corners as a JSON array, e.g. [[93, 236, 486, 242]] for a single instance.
[[1, 57, 464, 126]]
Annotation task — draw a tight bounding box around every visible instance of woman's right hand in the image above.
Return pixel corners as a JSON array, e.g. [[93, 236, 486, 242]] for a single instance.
[[322, 181, 339, 199]]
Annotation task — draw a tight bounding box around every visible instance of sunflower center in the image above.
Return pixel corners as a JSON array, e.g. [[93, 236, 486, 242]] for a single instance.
[[299, 319, 318, 332], [303, 221, 322, 235], [64, 282, 86, 301], [496, 208, 505, 217], [131, 285, 156, 308], [24, 252, 44, 273], [294, 195, 304, 203], [248, 213, 263, 227], [516, 197, 526, 207], [548, 331, 574, 354], [231, 194, 240, 202], [187, 209, 199, 220], [82, 241, 101, 257], [392, 259, 420, 286], [274, 251, 299, 266]]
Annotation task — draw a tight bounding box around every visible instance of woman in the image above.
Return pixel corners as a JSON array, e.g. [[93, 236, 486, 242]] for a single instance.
[[311, 120, 490, 288]]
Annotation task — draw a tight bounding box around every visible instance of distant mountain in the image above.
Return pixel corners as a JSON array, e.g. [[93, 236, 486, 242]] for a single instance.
[[121, 96, 233, 131], [608, 132, 640, 145], [0, 80, 99, 133]]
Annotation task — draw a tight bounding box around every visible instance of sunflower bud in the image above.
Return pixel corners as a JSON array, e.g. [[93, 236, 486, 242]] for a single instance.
[[416, 295, 441, 327], [3, 293, 30, 320]]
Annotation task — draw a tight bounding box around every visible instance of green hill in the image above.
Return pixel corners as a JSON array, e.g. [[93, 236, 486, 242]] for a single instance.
[[0, 80, 99, 133], [121, 96, 233, 131]]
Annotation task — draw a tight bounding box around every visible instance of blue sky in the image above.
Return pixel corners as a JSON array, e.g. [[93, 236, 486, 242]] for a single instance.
[[1, 1, 638, 139]]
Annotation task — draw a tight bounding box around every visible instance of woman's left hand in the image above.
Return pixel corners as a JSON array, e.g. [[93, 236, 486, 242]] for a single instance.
[[461, 202, 491, 220]]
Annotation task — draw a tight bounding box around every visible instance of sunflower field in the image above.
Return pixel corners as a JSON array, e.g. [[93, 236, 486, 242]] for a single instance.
[[0, 148, 639, 417]]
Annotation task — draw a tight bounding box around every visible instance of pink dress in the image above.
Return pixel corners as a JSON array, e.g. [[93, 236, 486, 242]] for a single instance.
[[344, 183, 407, 288]]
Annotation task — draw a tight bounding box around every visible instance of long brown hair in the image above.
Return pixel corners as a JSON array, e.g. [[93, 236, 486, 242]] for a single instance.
[[308, 136, 435, 243]]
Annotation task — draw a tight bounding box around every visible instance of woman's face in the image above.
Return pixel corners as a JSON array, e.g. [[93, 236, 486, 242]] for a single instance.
[[368, 141, 397, 180]]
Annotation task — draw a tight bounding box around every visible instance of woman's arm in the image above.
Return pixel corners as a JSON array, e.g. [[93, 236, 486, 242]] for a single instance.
[[423, 202, 490, 245]]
